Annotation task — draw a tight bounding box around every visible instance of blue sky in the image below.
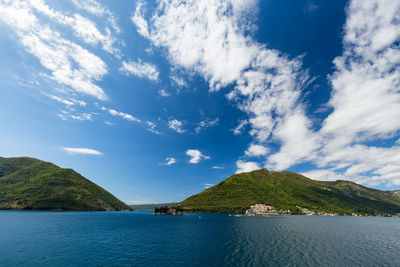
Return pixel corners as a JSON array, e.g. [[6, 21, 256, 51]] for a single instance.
[[1, 0, 400, 204]]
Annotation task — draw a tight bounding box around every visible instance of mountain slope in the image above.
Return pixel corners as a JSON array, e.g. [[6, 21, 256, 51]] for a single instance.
[[180, 169, 400, 215], [0, 157, 132, 211]]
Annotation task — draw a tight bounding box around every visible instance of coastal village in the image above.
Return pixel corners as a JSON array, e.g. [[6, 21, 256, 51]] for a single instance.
[[244, 204, 400, 217], [245, 204, 338, 217]]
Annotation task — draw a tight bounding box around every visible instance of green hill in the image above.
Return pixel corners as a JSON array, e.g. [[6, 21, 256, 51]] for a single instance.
[[0, 156, 132, 211], [180, 169, 400, 216]]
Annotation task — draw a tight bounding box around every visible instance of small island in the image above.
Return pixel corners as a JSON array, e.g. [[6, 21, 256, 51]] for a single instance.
[[154, 205, 183, 215]]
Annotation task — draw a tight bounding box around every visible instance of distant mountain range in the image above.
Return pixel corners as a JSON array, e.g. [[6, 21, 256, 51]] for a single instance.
[[0, 157, 131, 211], [130, 203, 177, 211], [180, 169, 400, 216]]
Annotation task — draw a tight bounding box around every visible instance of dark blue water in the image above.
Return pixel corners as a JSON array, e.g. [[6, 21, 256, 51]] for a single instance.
[[0, 211, 399, 266]]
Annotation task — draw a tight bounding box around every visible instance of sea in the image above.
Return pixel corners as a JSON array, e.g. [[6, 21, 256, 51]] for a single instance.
[[0, 211, 399, 266]]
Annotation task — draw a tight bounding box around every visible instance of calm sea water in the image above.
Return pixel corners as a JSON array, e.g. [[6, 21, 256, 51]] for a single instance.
[[0, 211, 399, 266]]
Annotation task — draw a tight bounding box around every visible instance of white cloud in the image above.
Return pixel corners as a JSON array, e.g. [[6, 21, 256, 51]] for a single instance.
[[61, 147, 103, 155], [108, 108, 141, 122], [72, 0, 121, 34], [232, 120, 248, 135], [195, 118, 219, 133], [245, 144, 269, 157], [301, 169, 345, 182], [137, 0, 400, 187], [203, 183, 214, 189], [265, 0, 400, 186], [134, 1, 259, 91], [30, 0, 120, 55], [131, 2, 150, 38], [71, 113, 92, 121], [48, 94, 75, 106], [46, 94, 86, 107], [0, 0, 109, 100], [120, 60, 159, 81], [186, 149, 210, 164], [158, 89, 170, 97], [170, 75, 188, 87], [212, 166, 225, 169], [135, 0, 309, 174], [235, 160, 260, 174], [168, 119, 185, 133], [160, 157, 176, 166], [146, 121, 160, 134]]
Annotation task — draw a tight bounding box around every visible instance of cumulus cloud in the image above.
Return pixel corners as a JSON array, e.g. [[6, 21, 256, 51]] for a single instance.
[[61, 147, 103, 155], [245, 144, 269, 157], [136, 0, 400, 187], [186, 149, 210, 164], [235, 160, 260, 174], [134, 0, 309, 172], [160, 157, 176, 166], [133, 0, 260, 91], [168, 119, 185, 133], [120, 60, 159, 81], [266, 0, 400, 185], [0, 0, 109, 100]]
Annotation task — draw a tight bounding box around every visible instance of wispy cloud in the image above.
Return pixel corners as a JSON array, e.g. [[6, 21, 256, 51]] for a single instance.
[[212, 166, 224, 169], [146, 121, 160, 134], [107, 108, 141, 122], [168, 119, 185, 133], [158, 89, 170, 97], [135, 0, 400, 187], [232, 120, 248, 135], [195, 118, 219, 133], [120, 60, 159, 81], [72, 0, 121, 34], [131, 2, 150, 38], [61, 147, 103, 155], [186, 149, 210, 164], [0, 0, 110, 100], [170, 75, 188, 88], [134, 0, 308, 173], [46, 94, 87, 107], [71, 113, 93, 121]]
